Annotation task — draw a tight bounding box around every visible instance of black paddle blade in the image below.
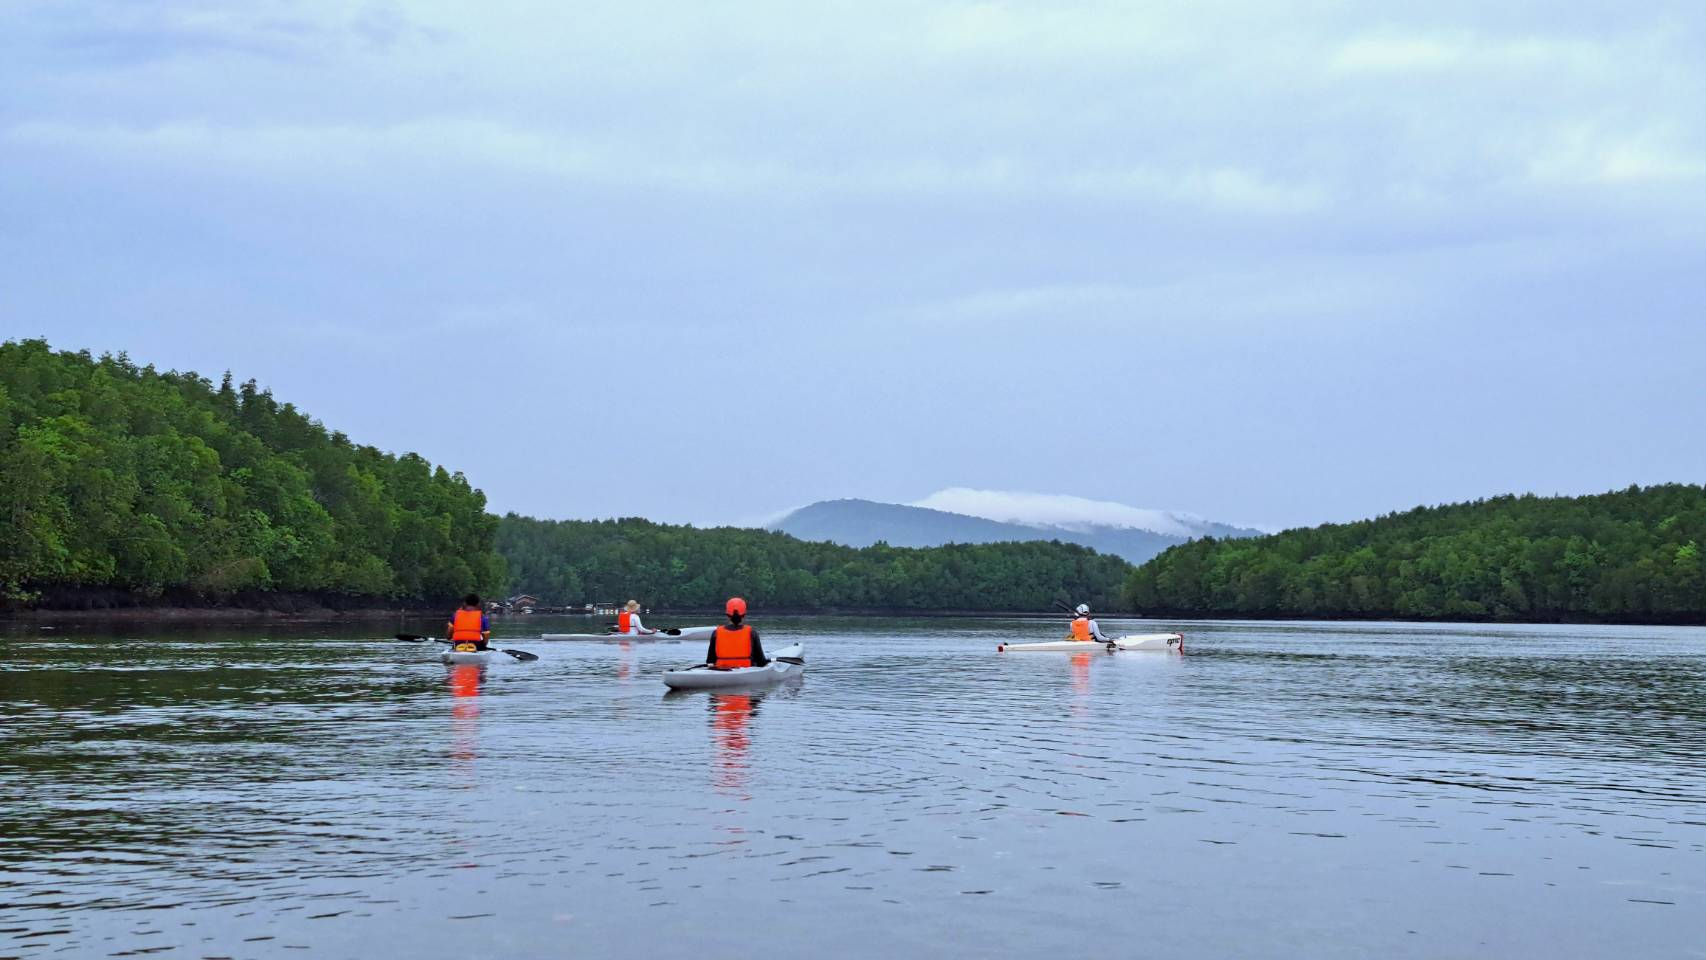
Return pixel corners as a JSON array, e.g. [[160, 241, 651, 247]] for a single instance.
[[395, 633, 429, 642], [500, 648, 540, 662], [664, 628, 681, 636]]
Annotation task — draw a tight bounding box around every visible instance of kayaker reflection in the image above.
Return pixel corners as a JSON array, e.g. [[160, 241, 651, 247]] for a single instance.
[[1068, 603, 1108, 643], [706, 597, 768, 668], [616, 639, 633, 680], [449, 663, 481, 767], [615, 600, 659, 636], [710, 692, 756, 795], [446, 593, 490, 652], [1070, 651, 1093, 718]]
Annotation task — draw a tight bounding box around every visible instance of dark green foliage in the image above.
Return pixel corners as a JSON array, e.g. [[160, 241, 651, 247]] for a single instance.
[[498, 515, 1131, 611], [0, 339, 505, 603], [1124, 486, 1706, 623]]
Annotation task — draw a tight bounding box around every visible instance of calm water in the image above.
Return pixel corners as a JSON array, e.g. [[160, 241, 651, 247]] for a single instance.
[[1, 617, 1702, 959]]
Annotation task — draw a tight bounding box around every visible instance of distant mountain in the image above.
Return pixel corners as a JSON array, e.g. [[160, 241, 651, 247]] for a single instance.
[[770, 494, 1261, 564]]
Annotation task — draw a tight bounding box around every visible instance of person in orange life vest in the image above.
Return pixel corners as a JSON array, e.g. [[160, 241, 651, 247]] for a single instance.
[[1068, 603, 1108, 643], [705, 597, 769, 668], [615, 600, 658, 636], [446, 594, 490, 651]]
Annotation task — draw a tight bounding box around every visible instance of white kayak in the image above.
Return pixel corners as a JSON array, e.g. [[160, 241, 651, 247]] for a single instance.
[[441, 648, 493, 665], [661, 643, 805, 690], [1110, 632, 1185, 652], [998, 632, 1184, 653], [541, 626, 716, 643]]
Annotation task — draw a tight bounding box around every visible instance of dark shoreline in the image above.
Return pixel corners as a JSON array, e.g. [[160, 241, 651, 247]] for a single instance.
[[1, 587, 418, 623], [2, 605, 1069, 623], [4, 606, 416, 623], [6, 604, 1705, 628], [1114, 609, 1706, 628]]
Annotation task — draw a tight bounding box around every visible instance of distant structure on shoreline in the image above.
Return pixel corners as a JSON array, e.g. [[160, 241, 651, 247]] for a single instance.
[[489, 596, 632, 616]]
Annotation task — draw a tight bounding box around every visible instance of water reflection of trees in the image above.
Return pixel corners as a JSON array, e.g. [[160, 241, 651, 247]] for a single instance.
[[0, 643, 458, 869], [1220, 647, 1706, 780]]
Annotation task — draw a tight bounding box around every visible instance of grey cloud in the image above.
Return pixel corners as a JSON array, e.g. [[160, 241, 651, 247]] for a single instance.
[[4, 0, 1704, 529], [7, 0, 435, 69]]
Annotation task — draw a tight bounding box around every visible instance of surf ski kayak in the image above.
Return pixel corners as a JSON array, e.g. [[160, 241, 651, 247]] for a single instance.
[[997, 633, 1184, 653], [541, 626, 715, 643], [661, 643, 805, 690], [1110, 632, 1185, 652], [997, 640, 1110, 653], [441, 648, 493, 665]]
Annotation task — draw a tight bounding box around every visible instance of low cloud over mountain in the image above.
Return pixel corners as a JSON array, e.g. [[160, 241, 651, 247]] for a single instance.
[[771, 490, 1261, 564]]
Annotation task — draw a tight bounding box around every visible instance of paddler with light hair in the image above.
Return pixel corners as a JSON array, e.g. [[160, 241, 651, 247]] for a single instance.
[[1068, 603, 1109, 643], [614, 600, 658, 636]]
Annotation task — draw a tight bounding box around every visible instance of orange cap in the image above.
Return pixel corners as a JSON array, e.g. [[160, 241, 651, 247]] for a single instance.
[[725, 597, 747, 617]]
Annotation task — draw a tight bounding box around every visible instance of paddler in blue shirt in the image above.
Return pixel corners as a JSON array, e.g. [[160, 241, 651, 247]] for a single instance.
[[705, 597, 769, 668], [446, 594, 490, 651]]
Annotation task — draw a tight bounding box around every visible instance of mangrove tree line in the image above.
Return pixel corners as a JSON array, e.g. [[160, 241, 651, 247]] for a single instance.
[[0, 339, 505, 603], [497, 515, 1132, 611], [1124, 485, 1706, 622]]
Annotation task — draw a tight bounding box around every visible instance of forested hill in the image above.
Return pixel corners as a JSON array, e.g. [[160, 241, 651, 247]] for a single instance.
[[0, 339, 505, 606], [1123, 485, 1706, 623], [497, 515, 1132, 612]]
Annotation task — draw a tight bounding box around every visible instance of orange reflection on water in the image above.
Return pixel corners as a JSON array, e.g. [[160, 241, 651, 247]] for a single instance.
[[1070, 650, 1093, 720], [710, 693, 755, 799], [449, 663, 482, 768]]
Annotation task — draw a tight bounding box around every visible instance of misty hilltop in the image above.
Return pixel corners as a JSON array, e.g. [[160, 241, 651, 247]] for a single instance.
[[769, 492, 1262, 564]]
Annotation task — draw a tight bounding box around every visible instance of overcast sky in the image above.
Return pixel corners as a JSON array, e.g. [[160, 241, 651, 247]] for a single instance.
[[4, 0, 1703, 531]]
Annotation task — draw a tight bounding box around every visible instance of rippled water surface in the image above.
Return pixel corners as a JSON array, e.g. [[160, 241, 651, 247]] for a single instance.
[[2, 617, 1703, 959]]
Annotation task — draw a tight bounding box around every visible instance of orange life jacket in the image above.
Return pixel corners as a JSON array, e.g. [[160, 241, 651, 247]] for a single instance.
[[713, 624, 754, 668], [451, 608, 485, 642], [617, 610, 633, 633], [1070, 617, 1092, 641]]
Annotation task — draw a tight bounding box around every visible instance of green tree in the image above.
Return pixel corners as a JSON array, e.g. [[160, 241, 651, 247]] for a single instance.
[[496, 515, 1131, 612], [1122, 485, 1706, 624], [0, 339, 505, 605]]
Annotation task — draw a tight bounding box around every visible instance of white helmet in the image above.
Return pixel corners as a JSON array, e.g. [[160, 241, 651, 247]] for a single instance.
[[1075, 604, 1089, 615]]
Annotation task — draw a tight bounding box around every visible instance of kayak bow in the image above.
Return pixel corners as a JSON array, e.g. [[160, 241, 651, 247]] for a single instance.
[[1110, 632, 1185, 652]]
